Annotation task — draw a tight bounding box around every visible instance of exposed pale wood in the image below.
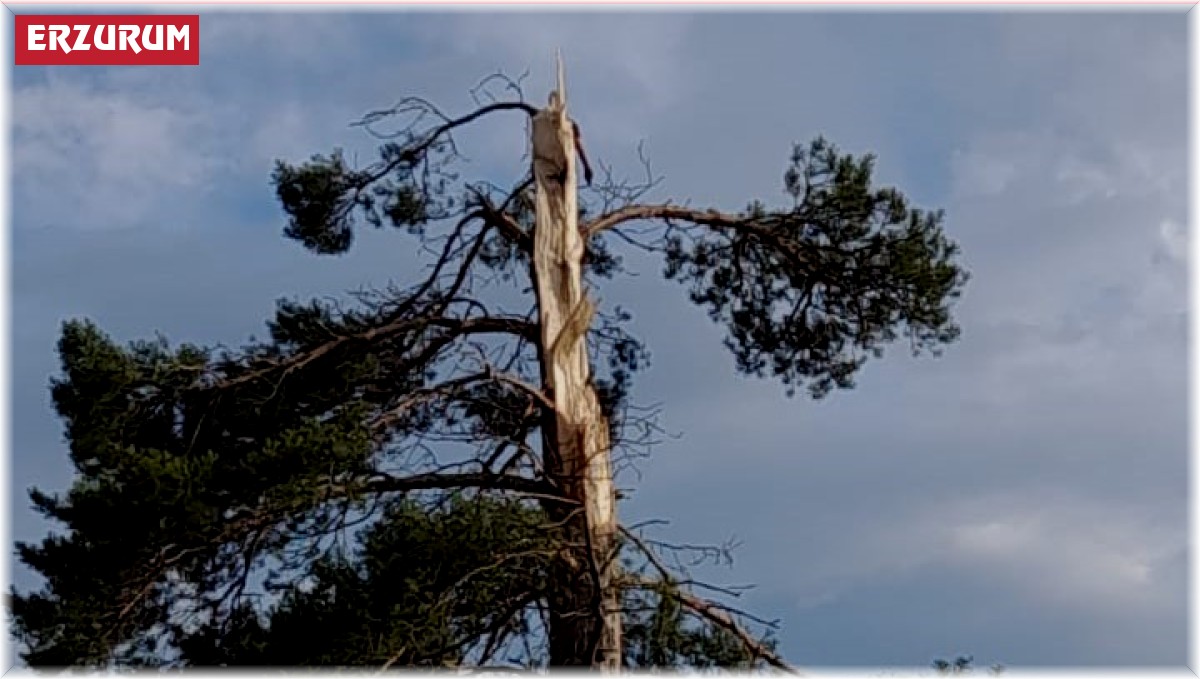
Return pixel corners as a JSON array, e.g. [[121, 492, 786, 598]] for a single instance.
[[530, 53, 622, 670]]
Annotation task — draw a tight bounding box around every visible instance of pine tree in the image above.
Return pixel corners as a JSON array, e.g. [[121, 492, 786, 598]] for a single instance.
[[10, 69, 967, 670]]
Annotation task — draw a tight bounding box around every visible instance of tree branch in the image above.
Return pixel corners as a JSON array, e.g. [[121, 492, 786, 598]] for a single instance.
[[200, 315, 537, 393], [582, 204, 747, 239], [354, 101, 538, 185], [581, 204, 813, 269], [620, 527, 797, 674], [624, 574, 796, 673], [355, 471, 573, 505], [469, 186, 532, 252], [673, 587, 797, 674], [370, 369, 553, 438]]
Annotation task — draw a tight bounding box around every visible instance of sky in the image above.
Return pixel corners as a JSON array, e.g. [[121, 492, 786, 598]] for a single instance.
[[9, 9, 1189, 670]]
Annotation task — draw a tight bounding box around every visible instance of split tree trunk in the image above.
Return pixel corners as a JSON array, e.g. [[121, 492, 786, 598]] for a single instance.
[[530, 58, 622, 670]]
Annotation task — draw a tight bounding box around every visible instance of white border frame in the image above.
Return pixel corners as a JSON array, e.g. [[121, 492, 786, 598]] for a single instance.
[[0, 2, 1192, 677]]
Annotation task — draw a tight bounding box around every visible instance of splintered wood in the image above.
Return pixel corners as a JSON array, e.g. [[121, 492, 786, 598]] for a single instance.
[[531, 56, 622, 671]]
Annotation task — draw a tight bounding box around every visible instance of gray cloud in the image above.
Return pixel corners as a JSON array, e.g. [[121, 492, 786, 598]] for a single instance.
[[11, 10, 1187, 669]]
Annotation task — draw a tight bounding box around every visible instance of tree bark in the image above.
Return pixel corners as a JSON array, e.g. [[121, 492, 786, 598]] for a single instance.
[[530, 57, 622, 671]]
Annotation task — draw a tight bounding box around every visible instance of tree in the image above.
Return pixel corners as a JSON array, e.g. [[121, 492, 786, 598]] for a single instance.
[[933, 655, 1004, 675], [10, 63, 968, 670]]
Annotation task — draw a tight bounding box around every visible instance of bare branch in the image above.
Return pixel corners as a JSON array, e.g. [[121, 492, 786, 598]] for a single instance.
[[623, 572, 797, 674], [355, 100, 536, 149], [583, 205, 747, 240], [583, 139, 664, 216], [619, 525, 674, 584], [200, 315, 537, 394], [347, 471, 574, 506], [467, 185, 532, 251], [674, 587, 797, 674], [620, 526, 793, 672], [581, 204, 826, 288], [470, 70, 531, 108], [369, 361, 552, 444]]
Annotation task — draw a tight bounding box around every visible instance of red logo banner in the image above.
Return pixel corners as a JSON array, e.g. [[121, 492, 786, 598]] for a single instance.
[[15, 15, 200, 66]]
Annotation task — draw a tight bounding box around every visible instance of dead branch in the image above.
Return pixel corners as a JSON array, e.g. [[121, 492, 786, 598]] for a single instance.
[[619, 525, 674, 584], [354, 99, 536, 151], [622, 573, 796, 674], [674, 587, 797, 674], [199, 315, 537, 394], [353, 471, 569, 504], [620, 527, 795, 673], [470, 71, 531, 108], [369, 368, 551, 438], [584, 139, 663, 216], [583, 204, 751, 240], [468, 185, 532, 252]]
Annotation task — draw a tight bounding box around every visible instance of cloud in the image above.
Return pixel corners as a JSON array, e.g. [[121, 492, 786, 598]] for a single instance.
[[938, 64, 1186, 407], [9, 10, 1187, 669], [11, 14, 424, 234], [199, 12, 363, 66], [936, 490, 1182, 614], [952, 148, 1017, 197], [12, 76, 230, 230], [444, 13, 694, 121], [786, 487, 1184, 616], [607, 13, 1186, 666]]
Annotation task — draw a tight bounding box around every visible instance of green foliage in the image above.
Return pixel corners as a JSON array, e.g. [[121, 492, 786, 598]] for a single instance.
[[273, 152, 370, 254], [178, 495, 557, 667], [11, 319, 383, 667], [175, 495, 766, 669], [12, 90, 966, 670], [7, 303, 774, 670], [664, 137, 967, 398], [273, 144, 445, 255], [623, 582, 769, 669]]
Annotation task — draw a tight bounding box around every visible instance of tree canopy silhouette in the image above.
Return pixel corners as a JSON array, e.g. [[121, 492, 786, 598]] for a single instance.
[[10, 70, 967, 670]]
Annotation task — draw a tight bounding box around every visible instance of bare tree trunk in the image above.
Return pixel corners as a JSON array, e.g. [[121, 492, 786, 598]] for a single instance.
[[530, 56, 622, 671]]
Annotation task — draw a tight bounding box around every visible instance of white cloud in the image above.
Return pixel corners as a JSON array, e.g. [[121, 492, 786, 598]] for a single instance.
[[937, 491, 1183, 613], [1157, 219, 1187, 263], [13, 77, 229, 230], [10, 17, 374, 233], [952, 149, 1016, 197], [10, 11, 1187, 666], [200, 13, 361, 66], [443, 13, 694, 143], [639, 19, 1188, 650], [775, 488, 1183, 618], [943, 113, 1185, 408], [16, 14, 681, 235]]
